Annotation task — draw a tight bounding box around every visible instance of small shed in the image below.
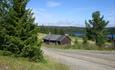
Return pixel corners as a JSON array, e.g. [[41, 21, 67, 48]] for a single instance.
[[43, 34, 71, 45]]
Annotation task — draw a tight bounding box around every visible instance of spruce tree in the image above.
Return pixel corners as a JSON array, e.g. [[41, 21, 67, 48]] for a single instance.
[[85, 11, 109, 47], [0, 0, 43, 61], [0, 0, 12, 50]]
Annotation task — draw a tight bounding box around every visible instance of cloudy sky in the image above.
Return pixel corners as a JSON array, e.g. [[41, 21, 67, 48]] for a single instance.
[[27, 0, 115, 27]]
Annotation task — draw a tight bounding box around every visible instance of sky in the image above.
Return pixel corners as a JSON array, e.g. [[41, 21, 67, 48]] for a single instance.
[[27, 0, 115, 27]]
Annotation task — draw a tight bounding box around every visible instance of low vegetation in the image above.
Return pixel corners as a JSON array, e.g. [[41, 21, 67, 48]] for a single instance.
[[43, 35, 114, 50], [0, 54, 69, 70]]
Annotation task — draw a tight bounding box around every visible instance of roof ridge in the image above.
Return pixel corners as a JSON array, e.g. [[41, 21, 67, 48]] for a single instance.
[[57, 35, 65, 41], [44, 34, 64, 41]]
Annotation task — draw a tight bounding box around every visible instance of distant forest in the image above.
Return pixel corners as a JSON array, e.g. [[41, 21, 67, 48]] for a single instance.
[[39, 26, 115, 36]]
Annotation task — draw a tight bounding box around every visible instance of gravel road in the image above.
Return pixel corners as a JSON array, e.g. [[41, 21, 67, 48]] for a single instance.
[[42, 47, 115, 70]]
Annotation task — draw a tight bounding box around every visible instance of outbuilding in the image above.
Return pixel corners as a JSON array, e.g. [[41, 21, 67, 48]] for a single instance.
[[43, 34, 71, 45]]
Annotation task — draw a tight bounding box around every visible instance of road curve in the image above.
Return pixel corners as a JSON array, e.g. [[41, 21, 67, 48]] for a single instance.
[[42, 47, 115, 70]]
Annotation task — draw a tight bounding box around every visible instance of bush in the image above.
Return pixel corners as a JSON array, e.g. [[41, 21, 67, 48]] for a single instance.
[[2, 51, 13, 56], [83, 37, 88, 44], [74, 37, 78, 44], [21, 45, 43, 62]]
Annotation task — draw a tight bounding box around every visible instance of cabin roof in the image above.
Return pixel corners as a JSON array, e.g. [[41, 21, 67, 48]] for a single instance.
[[43, 34, 66, 41]]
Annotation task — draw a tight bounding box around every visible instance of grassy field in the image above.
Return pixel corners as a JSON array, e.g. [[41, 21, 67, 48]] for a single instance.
[[0, 54, 69, 70]]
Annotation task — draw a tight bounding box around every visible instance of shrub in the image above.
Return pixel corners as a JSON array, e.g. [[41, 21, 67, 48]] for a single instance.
[[83, 37, 88, 44], [21, 45, 43, 62], [74, 37, 78, 44], [2, 51, 13, 56]]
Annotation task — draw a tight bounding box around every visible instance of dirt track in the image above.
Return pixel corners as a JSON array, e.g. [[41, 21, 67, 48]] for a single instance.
[[42, 47, 115, 70]]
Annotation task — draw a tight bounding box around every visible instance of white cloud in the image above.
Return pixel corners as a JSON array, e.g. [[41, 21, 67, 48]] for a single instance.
[[47, 1, 61, 8]]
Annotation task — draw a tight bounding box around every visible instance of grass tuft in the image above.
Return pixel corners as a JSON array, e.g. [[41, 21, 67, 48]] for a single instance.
[[0, 51, 69, 70]]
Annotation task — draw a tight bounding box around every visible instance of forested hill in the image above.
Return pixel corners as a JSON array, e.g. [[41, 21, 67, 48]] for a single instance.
[[38, 26, 115, 35]]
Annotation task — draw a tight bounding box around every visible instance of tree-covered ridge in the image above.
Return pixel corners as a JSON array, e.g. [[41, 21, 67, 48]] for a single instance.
[[39, 26, 85, 35], [38, 26, 115, 35], [0, 0, 43, 62]]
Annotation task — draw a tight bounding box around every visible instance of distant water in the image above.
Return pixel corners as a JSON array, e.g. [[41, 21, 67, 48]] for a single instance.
[[74, 32, 115, 39], [107, 34, 115, 38], [74, 32, 85, 36]]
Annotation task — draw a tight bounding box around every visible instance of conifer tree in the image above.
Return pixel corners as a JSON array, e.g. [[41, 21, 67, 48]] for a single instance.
[[0, 0, 43, 61], [85, 11, 109, 47]]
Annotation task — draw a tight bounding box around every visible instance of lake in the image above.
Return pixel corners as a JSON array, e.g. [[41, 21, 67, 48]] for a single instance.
[[74, 32, 115, 39], [74, 32, 85, 37], [107, 34, 115, 39]]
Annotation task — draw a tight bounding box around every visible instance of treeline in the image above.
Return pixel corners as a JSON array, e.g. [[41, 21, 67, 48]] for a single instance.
[[107, 27, 115, 34], [39, 26, 115, 36], [39, 26, 85, 35]]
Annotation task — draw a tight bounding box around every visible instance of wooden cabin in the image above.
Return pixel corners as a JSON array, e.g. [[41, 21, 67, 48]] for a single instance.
[[43, 34, 71, 45]]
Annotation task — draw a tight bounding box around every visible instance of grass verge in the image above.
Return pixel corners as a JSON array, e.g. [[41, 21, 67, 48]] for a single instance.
[[0, 52, 69, 70], [42, 42, 115, 51]]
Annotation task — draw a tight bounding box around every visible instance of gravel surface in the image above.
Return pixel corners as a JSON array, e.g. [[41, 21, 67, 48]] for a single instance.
[[42, 47, 115, 70]]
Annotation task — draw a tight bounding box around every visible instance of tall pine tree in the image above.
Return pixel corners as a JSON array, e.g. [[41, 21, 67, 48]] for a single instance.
[[85, 11, 109, 47], [0, 0, 43, 61]]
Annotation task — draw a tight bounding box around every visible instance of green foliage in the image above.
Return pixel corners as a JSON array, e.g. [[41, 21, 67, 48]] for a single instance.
[[0, 55, 69, 70], [39, 26, 85, 36], [108, 28, 115, 48], [2, 51, 13, 56], [74, 37, 78, 44], [21, 46, 43, 62], [83, 36, 88, 44], [40, 26, 65, 35], [0, 0, 43, 62], [72, 42, 111, 50], [85, 11, 109, 47]]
